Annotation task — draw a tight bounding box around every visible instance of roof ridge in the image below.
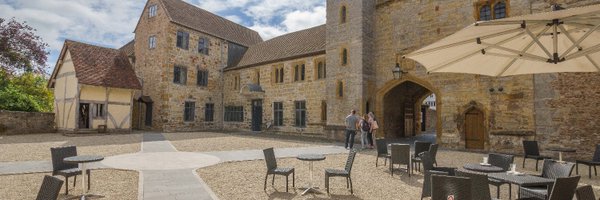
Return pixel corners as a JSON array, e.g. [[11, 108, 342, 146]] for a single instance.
[[65, 39, 121, 52], [169, 0, 255, 32]]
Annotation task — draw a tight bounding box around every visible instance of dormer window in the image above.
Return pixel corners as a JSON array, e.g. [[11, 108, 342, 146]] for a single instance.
[[148, 5, 158, 18]]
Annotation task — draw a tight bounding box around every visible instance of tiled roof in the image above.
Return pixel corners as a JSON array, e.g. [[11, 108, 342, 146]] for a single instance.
[[229, 24, 326, 70], [160, 0, 263, 47], [64, 40, 141, 90], [119, 40, 135, 57]]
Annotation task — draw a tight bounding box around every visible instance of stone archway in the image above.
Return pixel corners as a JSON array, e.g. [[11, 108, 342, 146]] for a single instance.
[[375, 75, 442, 141]]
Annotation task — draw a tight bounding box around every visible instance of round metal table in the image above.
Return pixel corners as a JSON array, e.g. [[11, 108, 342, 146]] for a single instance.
[[64, 155, 104, 200], [297, 154, 326, 195], [547, 147, 576, 162], [463, 163, 504, 173]]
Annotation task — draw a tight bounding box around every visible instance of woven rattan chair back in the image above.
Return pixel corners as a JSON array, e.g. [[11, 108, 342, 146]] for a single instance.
[[414, 141, 431, 157], [263, 148, 277, 171], [50, 146, 78, 173], [576, 185, 597, 200], [593, 144, 600, 162], [421, 170, 449, 199], [36, 175, 64, 200], [429, 144, 439, 159], [391, 144, 410, 165], [541, 159, 575, 179], [523, 141, 541, 156], [376, 139, 388, 156], [548, 176, 580, 200], [489, 153, 514, 171], [431, 174, 472, 200], [456, 170, 492, 200], [421, 151, 435, 171], [345, 150, 358, 173]]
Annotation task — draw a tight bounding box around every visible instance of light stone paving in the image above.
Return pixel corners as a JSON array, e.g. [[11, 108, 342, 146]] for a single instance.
[[0, 132, 350, 199]]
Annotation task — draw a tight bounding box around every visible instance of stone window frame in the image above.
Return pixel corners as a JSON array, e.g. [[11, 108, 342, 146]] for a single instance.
[[273, 102, 284, 126], [340, 5, 347, 24], [176, 31, 190, 50], [224, 106, 244, 122], [205, 103, 214, 122], [294, 100, 307, 127], [173, 65, 187, 85], [148, 4, 158, 18], [336, 80, 344, 98], [474, 0, 510, 21], [197, 69, 208, 87], [340, 47, 349, 66], [198, 37, 209, 55], [148, 35, 157, 49], [272, 64, 284, 84], [232, 74, 241, 91], [292, 61, 306, 82], [314, 57, 326, 80], [183, 101, 196, 122], [254, 69, 261, 85]]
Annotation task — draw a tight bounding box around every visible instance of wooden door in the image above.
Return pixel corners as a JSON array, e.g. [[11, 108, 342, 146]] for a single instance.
[[465, 108, 484, 149], [78, 103, 90, 129], [251, 100, 263, 131]]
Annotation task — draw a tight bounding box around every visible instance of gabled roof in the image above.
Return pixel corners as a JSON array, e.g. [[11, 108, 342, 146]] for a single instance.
[[48, 40, 142, 90], [158, 0, 263, 47], [227, 24, 326, 70], [119, 40, 135, 57]]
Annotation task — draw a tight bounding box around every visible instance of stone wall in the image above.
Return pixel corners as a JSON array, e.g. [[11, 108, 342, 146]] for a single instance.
[[134, 0, 226, 132], [0, 110, 56, 135], [223, 54, 328, 135]]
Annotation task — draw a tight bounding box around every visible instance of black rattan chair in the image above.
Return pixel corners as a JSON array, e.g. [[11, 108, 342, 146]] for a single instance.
[[375, 139, 389, 167], [519, 159, 576, 199], [576, 185, 597, 200], [389, 144, 411, 177], [431, 174, 472, 200], [325, 150, 357, 194], [576, 144, 600, 179], [523, 141, 551, 171], [420, 151, 457, 200], [263, 148, 295, 192], [412, 141, 432, 172], [519, 175, 580, 200], [50, 146, 90, 195], [488, 153, 515, 198], [456, 169, 492, 200], [36, 175, 64, 200], [429, 144, 439, 167]]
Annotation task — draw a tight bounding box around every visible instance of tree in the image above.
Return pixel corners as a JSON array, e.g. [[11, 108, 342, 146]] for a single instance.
[[0, 17, 49, 75], [0, 71, 53, 112]]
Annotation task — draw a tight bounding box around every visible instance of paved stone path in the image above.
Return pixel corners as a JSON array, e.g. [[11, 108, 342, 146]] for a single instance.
[[0, 132, 349, 199]]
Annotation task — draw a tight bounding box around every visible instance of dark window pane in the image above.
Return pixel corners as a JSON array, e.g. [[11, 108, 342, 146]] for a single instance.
[[480, 5, 492, 21], [494, 2, 506, 19], [273, 102, 283, 126], [294, 101, 306, 127], [174, 66, 180, 83], [342, 49, 348, 65], [340, 6, 346, 23], [205, 103, 214, 122], [294, 65, 299, 81], [301, 64, 305, 81], [197, 70, 208, 86], [225, 106, 244, 122], [279, 68, 284, 83], [184, 102, 195, 122]]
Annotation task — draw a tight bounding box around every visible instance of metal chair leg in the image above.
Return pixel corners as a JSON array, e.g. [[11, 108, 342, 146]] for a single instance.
[[286, 175, 289, 192], [326, 175, 329, 194], [576, 163, 579, 175], [264, 174, 268, 190], [87, 172, 91, 190], [535, 160, 539, 171], [349, 176, 353, 194], [346, 177, 349, 188], [65, 176, 69, 195], [522, 157, 526, 168], [496, 185, 501, 198], [376, 157, 379, 167], [73, 175, 76, 187], [272, 174, 275, 185], [292, 171, 295, 187]]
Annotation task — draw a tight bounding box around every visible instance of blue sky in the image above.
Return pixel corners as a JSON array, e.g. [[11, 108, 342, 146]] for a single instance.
[[0, 0, 326, 74]]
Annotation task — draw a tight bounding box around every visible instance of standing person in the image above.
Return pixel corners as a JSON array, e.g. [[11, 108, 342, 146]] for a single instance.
[[344, 110, 359, 150], [359, 114, 371, 149], [368, 112, 379, 148]]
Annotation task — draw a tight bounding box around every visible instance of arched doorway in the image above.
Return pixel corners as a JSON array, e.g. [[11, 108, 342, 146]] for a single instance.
[[383, 81, 434, 138], [465, 107, 485, 149]]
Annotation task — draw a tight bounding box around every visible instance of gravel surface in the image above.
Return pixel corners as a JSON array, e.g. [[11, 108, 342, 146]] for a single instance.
[[0, 133, 141, 162], [164, 132, 333, 152], [0, 169, 138, 200], [198, 149, 600, 200]]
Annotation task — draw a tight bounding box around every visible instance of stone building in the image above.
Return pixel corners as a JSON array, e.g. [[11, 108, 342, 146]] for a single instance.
[[50, 0, 600, 159]]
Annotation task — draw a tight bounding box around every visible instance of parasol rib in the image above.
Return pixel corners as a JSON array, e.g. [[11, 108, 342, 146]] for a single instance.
[[495, 26, 552, 76], [427, 30, 527, 72], [479, 41, 549, 61], [407, 27, 525, 57], [524, 27, 554, 59], [560, 23, 600, 58], [564, 43, 600, 60]]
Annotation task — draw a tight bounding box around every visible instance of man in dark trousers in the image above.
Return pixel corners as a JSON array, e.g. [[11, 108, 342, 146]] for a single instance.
[[344, 110, 359, 149]]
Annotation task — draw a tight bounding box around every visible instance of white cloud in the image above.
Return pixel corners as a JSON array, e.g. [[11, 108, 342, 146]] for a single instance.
[[282, 6, 326, 32], [224, 15, 243, 24], [248, 23, 287, 40]]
